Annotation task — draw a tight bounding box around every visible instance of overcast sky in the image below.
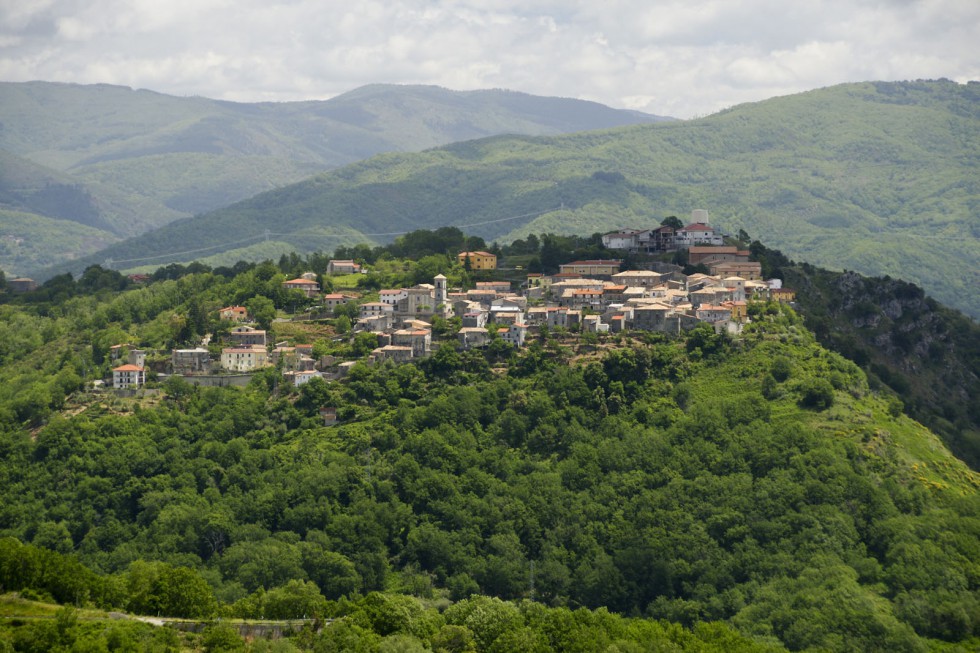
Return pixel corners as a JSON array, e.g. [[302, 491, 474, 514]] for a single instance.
[[1, 0, 977, 118]]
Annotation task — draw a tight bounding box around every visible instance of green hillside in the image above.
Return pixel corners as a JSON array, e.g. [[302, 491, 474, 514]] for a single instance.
[[0, 209, 118, 273], [59, 79, 979, 316], [0, 263, 977, 651], [0, 81, 665, 275], [743, 244, 980, 470]]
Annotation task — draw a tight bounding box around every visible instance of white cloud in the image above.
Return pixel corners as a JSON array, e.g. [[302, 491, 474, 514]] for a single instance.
[[0, 0, 977, 117]]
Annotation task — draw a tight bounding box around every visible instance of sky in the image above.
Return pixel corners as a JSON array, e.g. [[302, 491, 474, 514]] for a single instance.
[[1, 0, 978, 118]]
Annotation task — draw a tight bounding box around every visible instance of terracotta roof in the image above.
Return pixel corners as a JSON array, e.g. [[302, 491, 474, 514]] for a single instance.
[[563, 259, 623, 266], [113, 364, 143, 372], [689, 246, 737, 254], [681, 223, 715, 231]]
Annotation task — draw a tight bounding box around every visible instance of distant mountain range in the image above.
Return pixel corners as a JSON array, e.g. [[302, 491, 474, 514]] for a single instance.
[[38, 79, 979, 318], [0, 81, 669, 272]]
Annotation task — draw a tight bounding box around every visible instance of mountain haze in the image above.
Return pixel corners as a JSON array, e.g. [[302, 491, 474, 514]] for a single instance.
[[0, 81, 668, 273], [57, 79, 979, 317]]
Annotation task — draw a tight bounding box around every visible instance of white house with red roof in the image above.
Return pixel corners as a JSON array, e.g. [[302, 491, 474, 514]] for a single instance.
[[323, 293, 355, 311], [498, 323, 528, 348], [674, 209, 724, 247], [112, 364, 145, 389], [379, 289, 408, 306]]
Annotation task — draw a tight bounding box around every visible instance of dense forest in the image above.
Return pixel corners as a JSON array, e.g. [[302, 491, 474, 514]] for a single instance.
[[0, 246, 978, 652]]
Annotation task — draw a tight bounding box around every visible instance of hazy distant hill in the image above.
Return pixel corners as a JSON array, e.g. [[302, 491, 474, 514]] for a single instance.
[[57, 79, 978, 316], [0, 81, 668, 273]]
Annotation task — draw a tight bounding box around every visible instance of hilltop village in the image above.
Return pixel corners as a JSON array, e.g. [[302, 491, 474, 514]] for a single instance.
[[104, 211, 795, 394]]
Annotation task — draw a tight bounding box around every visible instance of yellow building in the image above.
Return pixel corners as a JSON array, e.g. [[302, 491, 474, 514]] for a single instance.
[[558, 259, 622, 277], [771, 287, 797, 303], [723, 300, 748, 322], [458, 251, 497, 270]]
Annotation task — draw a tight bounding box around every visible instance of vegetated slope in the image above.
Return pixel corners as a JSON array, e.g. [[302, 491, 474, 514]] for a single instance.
[[0, 550, 773, 653], [747, 243, 980, 472], [0, 149, 126, 266], [0, 209, 118, 274], [0, 81, 666, 274], [0, 269, 977, 651], [64, 79, 980, 316], [0, 149, 116, 233]]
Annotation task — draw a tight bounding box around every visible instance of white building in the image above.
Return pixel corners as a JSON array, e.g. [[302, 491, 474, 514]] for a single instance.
[[221, 345, 269, 372], [112, 364, 145, 389], [601, 230, 641, 250], [674, 209, 724, 247]]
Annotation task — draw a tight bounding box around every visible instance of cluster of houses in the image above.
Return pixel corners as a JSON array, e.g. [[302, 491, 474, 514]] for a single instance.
[[110, 319, 328, 391], [107, 233, 796, 391], [601, 209, 727, 253], [342, 243, 793, 359]]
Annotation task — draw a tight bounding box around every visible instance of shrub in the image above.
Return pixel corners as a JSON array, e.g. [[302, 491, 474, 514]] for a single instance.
[[799, 378, 835, 410], [771, 357, 792, 382]]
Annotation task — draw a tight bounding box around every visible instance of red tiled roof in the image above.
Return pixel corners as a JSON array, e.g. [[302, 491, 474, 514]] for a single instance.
[[689, 246, 737, 254], [564, 259, 622, 266]]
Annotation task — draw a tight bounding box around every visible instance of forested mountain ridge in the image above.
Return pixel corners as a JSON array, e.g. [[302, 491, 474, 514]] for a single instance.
[[51, 78, 980, 317], [0, 257, 978, 651], [0, 81, 666, 275], [746, 242, 980, 471]]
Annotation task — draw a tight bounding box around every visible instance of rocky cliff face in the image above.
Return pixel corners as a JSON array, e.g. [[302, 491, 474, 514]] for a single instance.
[[784, 266, 980, 468]]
